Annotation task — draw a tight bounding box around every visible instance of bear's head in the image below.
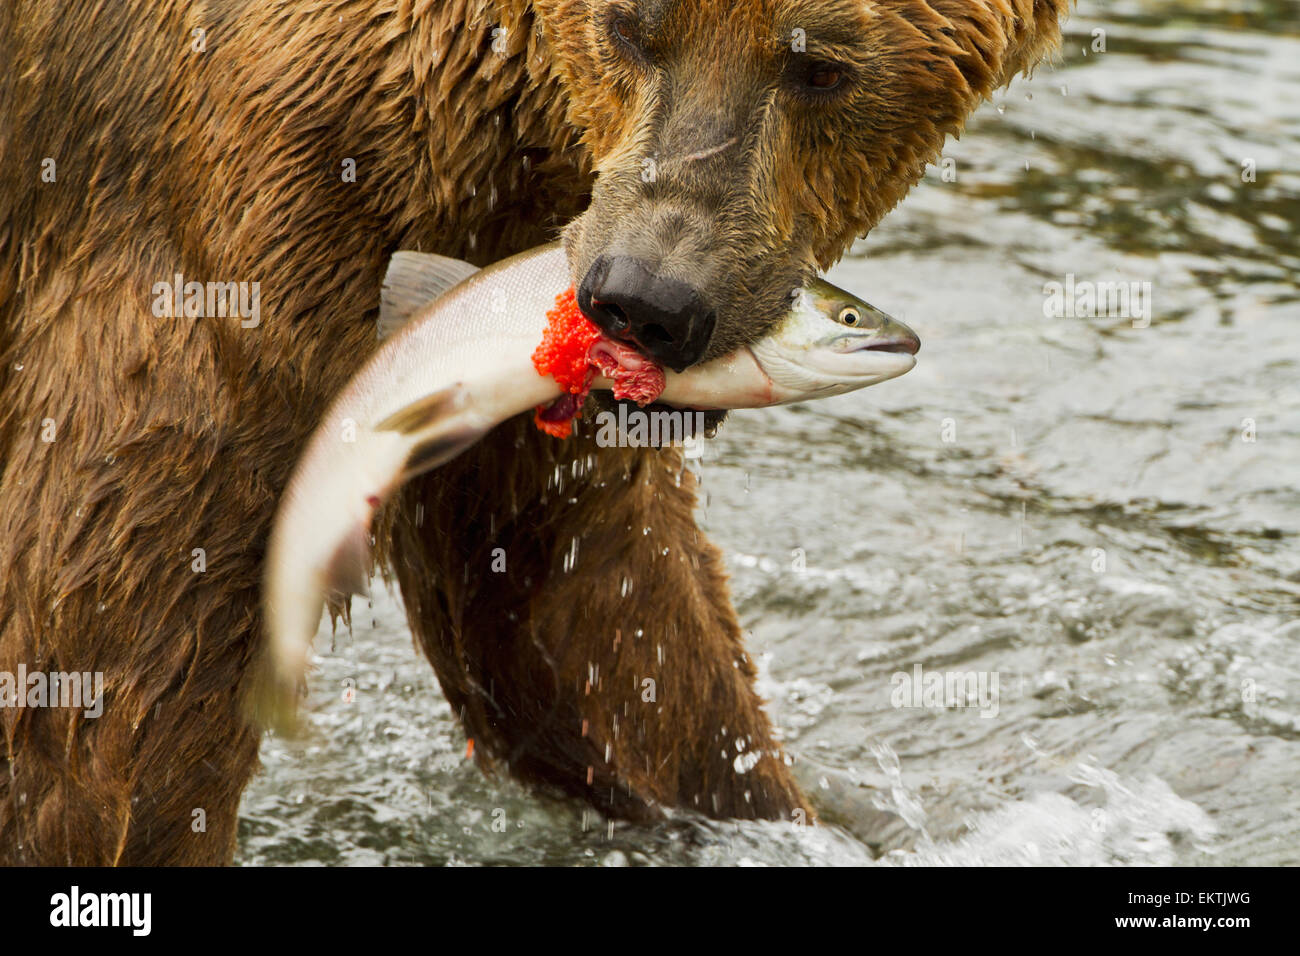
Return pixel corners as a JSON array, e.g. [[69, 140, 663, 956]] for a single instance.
[[535, 0, 1066, 372]]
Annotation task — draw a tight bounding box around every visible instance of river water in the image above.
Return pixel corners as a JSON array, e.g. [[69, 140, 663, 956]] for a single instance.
[[237, 0, 1299, 866]]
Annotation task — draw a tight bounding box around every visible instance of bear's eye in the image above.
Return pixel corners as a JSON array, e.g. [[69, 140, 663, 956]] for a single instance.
[[838, 306, 861, 326], [809, 67, 843, 89], [788, 59, 853, 99], [606, 10, 650, 63]]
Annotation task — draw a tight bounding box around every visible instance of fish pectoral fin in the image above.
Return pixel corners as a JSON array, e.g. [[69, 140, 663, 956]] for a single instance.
[[374, 385, 490, 483], [378, 251, 481, 339], [374, 385, 466, 435], [401, 427, 486, 482]]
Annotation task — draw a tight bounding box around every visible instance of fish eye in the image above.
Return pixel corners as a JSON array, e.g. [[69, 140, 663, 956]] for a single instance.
[[838, 306, 861, 326]]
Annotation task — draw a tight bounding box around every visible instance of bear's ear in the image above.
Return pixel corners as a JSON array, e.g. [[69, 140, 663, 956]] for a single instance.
[[930, 0, 1071, 95], [379, 252, 481, 339], [990, 0, 1072, 88]]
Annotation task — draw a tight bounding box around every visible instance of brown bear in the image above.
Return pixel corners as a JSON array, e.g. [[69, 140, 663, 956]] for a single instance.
[[0, 0, 1067, 864]]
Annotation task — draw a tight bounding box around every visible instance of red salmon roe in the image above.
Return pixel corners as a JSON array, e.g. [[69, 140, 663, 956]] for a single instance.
[[532, 287, 601, 393], [533, 415, 570, 439], [530, 287, 601, 438], [530, 286, 669, 438]]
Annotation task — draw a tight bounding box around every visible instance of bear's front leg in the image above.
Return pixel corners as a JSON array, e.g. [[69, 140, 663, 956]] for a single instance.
[[0, 363, 271, 866], [387, 412, 812, 823]]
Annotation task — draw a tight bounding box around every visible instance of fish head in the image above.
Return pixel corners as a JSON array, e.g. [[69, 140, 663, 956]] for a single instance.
[[749, 278, 919, 401]]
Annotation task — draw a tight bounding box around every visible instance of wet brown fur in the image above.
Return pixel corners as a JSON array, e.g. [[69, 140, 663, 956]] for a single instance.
[[0, 0, 1066, 863]]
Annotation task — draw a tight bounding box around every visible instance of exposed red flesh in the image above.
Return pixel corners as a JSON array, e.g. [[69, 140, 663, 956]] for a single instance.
[[530, 287, 666, 438], [589, 340, 666, 405]]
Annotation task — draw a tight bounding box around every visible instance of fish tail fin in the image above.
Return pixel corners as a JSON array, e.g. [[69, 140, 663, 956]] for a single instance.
[[250, 384, 491, 734], [251, 514, 373, 737], [244, 651, 304, 737]]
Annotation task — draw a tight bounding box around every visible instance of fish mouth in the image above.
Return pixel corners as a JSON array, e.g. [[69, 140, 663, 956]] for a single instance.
[[822, 349, 916, 383], [854, 338, 919, 355], [842, 320, 921, 356]]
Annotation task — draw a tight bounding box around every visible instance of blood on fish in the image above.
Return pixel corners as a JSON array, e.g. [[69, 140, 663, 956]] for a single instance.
[[530, 287, 666, 438]]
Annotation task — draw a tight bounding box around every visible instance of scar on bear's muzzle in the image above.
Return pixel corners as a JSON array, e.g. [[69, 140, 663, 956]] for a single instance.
[[577, 255, 716, 373]]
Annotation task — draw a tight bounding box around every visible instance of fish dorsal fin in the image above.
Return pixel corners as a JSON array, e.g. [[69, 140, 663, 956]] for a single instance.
[[378, 251, 481, 339]]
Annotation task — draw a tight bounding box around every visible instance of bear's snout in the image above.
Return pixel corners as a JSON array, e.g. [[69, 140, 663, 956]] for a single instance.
[[577, 254, 717, 373]]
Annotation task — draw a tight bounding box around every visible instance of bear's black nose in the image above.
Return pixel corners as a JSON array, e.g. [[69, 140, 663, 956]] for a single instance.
[[577, 255, 716, 373]]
